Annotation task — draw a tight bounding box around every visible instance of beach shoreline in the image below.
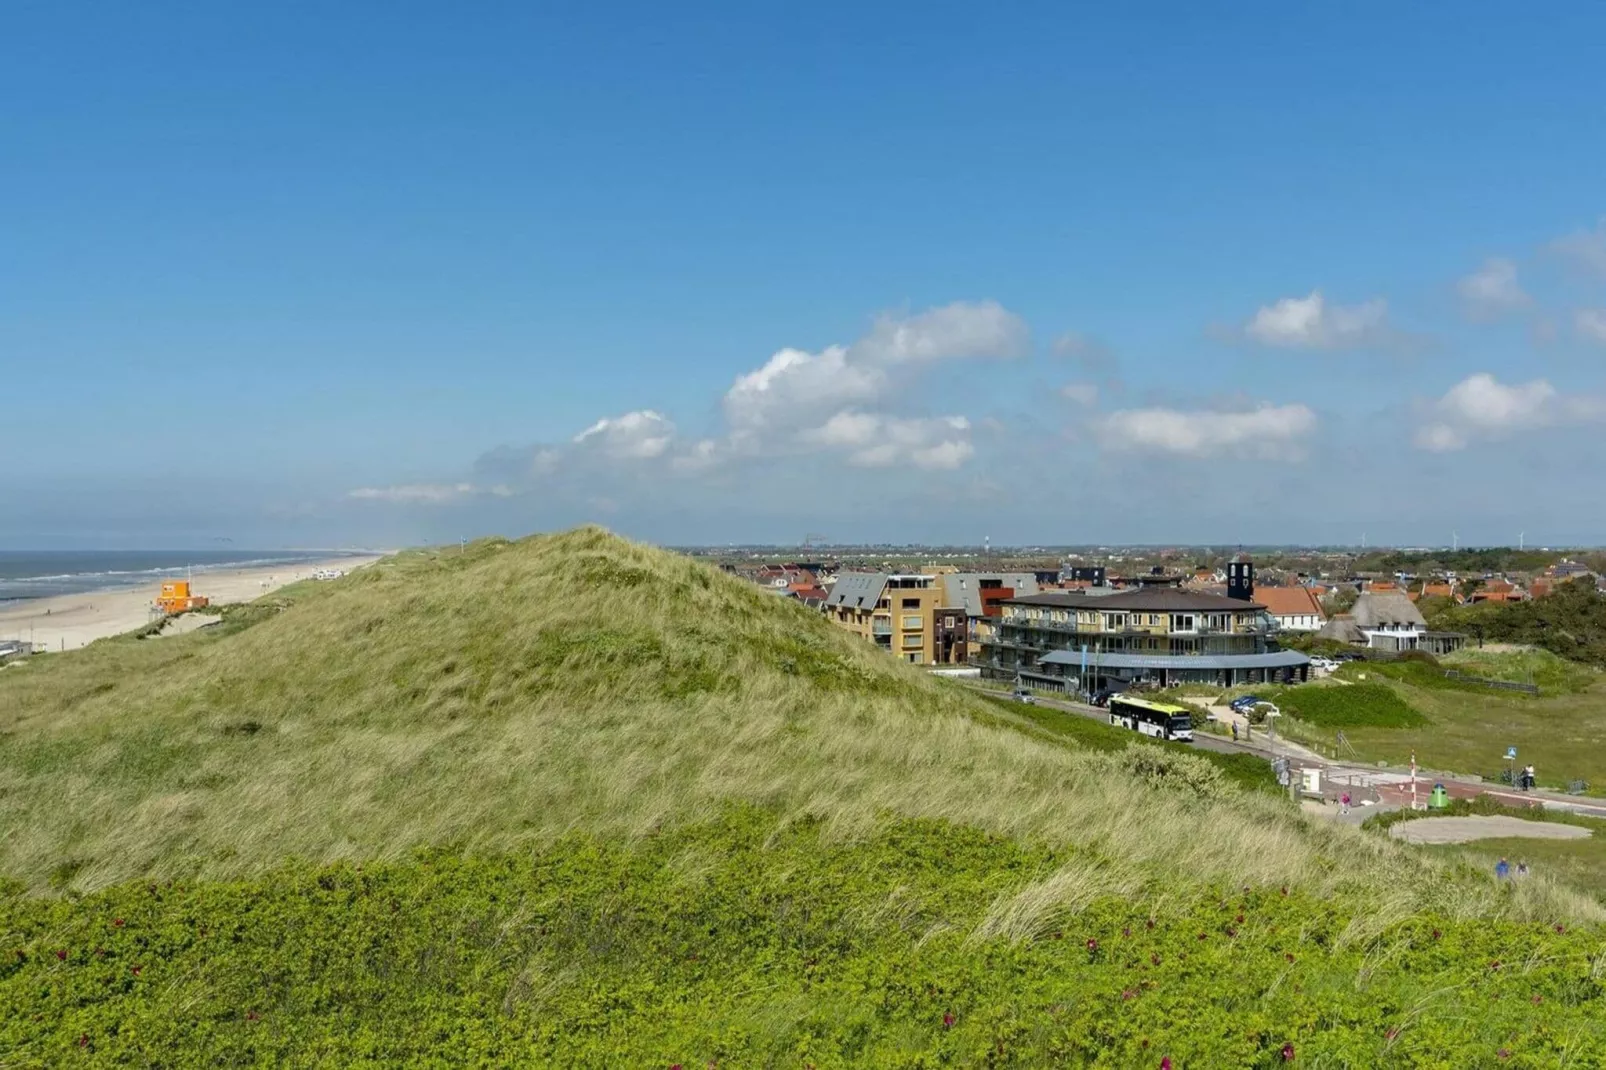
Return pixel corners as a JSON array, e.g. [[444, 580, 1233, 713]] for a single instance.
[[0, 555, 386, 652]]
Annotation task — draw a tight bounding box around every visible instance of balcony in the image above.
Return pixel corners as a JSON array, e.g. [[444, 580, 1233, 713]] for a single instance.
[[871, 620, 893, 637]]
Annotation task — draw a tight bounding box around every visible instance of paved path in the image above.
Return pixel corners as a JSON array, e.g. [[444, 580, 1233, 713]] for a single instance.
[[1390, 815, 1593, 844]]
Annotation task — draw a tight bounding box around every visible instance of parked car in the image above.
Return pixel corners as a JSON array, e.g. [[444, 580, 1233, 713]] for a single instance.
[[1010, 688, 1035, 705], [1310, 656, 1338, 672], [1229, 694, 1264, 712], [1090, 688, 1120, 708]]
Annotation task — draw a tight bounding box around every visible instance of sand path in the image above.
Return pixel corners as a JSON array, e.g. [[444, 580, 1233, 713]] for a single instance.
[[1389, 815, 1592, 844]]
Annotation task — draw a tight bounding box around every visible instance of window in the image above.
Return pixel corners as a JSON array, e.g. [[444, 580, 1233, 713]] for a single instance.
[[902, 597, 921, 609], [902, 634, 923, 649], [1172, 614, 1195, 632], [906, 653, 921, 663], [902, 615, 923, 630]]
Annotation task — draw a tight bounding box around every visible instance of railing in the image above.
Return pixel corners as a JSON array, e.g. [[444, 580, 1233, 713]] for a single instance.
[[1443, 670, 1539, 694], [871, 622, 893, 637]]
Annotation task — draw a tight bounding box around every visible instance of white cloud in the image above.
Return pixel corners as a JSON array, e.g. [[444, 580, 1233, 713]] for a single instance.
[[465, 300, 1021, 492], [802, 411, 974, 469], [852, 300, 1028, 364], [670, 438, 721, 474], [1457, 258, 1531, 318], [347, 482, 513, 504], [1242, 290, 1390, 349], [1095, 403, 1317, 460], [1060, 382, 1099, 406], [722, 345, 884, 439], [1552, 219, 1606, 278], [709, 299, 1024, 466], [1577, 309, 1606, 345], [1411, 372, 1599, 452], [572, 410, 676, 459]]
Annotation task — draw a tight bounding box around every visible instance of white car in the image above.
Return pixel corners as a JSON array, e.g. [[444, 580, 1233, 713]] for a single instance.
[[1011, 688, 1036, 705]]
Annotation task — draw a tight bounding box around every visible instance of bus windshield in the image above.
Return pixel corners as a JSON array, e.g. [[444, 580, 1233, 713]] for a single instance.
[[1168, 715, 1193, 731]]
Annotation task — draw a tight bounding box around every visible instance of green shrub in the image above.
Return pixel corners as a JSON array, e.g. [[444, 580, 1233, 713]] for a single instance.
[[3, 808, 1603, 1067]]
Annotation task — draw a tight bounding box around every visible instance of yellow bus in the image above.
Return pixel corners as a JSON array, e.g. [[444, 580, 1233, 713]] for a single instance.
[[1108, 695, 1194, 742]]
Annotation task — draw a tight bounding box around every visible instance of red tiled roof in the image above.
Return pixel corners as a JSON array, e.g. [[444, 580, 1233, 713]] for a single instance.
[[1254, 586, 1326, 619]]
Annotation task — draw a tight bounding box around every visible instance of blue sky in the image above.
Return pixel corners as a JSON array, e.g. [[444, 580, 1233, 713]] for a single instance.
[[5, 2, 1606, 548]]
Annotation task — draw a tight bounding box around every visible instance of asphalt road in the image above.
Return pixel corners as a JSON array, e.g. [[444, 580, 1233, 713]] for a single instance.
[[1013, 690, 1261, 758]]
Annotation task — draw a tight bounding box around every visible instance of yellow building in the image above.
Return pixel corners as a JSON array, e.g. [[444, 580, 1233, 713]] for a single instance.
[[822, 572, 956, 664]]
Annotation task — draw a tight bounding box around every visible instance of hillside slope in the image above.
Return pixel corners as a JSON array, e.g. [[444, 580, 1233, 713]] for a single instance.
[[4, 529, 1606, 1064], [0, 529, 1488, 909]]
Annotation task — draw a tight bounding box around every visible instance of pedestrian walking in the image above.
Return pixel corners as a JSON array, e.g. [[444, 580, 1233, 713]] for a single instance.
[[1231, 722, 1239, 742], [1340, 792, 1351, 815], [1525, 764, 1537, 791], [1495, 857, 1511, 880]]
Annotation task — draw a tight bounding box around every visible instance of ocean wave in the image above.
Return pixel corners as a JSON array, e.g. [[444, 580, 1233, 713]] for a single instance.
[[0, 552, 355, 602]]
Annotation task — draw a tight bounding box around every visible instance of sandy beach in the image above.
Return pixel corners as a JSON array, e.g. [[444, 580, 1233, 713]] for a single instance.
[[0, 556, 385, 652]]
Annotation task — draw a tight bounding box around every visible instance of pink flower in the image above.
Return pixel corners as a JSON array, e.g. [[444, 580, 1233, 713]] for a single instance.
[[1161, 1058, 1173, 1069], [54, 949, 66, 961], [1431, 929, 1441, 940], [942, 1012, 955, 1029], [1386, 1028, 1399, 1041], [1235, 913, 1245, 924], [1281, 1041, 1296, 1061], [1498, 1050, 1511, 1060], [1284, 953, 1295, 963], [112, 919, 124, 928], [1555, 924, 1566, 934], [1122, 989, 1136, 1001], [1122, 926, 1132, 937], [130, 965, 141, 976], [1532, 994, 1543, 1005], [1151, 953, 1162, 965], [1087, 938, 1099, 952]]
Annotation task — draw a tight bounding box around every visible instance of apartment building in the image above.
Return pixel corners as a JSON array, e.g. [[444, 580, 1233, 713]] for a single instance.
[[978, 587, 1310, 692], [823, 573, 962, 665]]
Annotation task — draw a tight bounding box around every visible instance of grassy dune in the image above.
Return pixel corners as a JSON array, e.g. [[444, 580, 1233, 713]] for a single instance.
[[0, 527, 1559, 916], [5, 529, 1606, 1064]]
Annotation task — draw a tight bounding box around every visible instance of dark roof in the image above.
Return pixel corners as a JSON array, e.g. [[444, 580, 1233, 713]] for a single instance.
[[824, 572, 887, 608], [1005, 588, 1261, 612]]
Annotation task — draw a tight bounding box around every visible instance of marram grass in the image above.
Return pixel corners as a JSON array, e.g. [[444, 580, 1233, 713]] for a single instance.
[[0, 527, 1594, 927]]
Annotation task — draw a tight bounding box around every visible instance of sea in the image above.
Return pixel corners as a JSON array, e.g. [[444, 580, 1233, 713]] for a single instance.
[[0, 550, 364, 606]]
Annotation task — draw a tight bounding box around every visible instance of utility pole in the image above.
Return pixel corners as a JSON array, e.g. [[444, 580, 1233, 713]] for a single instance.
[[1519, 531, 1525, 551]]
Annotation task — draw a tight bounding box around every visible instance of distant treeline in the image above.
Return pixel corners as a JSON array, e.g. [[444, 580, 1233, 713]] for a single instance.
[[1352, 548, 1569, 575], [1424, 578, 1606, 667]]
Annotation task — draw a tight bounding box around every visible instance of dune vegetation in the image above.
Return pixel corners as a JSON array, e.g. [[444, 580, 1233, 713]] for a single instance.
[[4, 528, 1606, 1064]]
